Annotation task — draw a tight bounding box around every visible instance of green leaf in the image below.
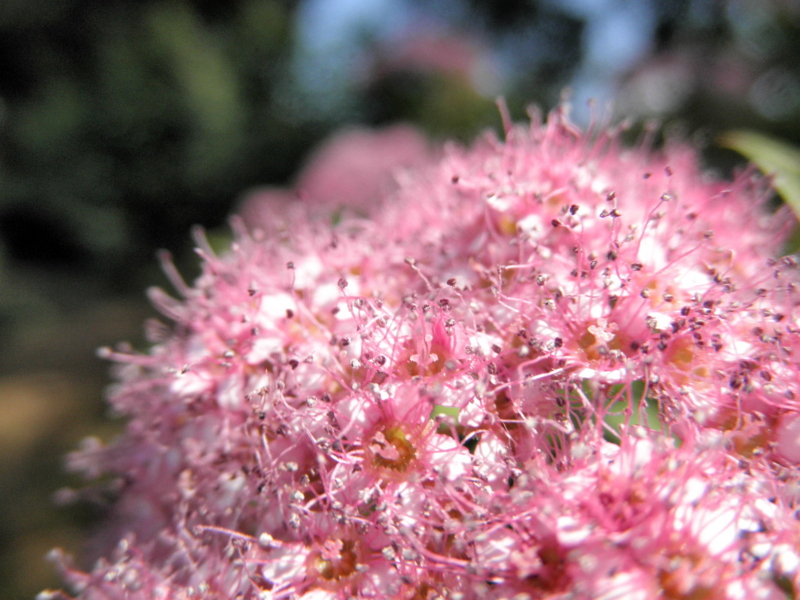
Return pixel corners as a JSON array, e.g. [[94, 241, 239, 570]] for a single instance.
[[430, 404, 460, 435], [587, 379, 663, 445], [430, 404, 460, 421], [719, 130, 800, 220]]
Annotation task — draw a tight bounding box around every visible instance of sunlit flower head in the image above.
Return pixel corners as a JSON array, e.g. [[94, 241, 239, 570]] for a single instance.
[[44, 105, 800, 600]]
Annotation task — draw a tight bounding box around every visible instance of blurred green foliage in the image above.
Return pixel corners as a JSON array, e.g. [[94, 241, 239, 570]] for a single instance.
[[0, 2, 319, 296], [720, 129, 800, 218]]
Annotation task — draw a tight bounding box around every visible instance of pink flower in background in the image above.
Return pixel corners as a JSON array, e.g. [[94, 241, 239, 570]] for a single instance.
[[370, 32, 485, 83], [43, 107, 800, 600], [239, 124, 430, 237], [296, 125, 429, 211]]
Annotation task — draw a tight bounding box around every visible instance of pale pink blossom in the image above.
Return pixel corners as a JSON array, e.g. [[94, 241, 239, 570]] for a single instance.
[[239, 124, 429, 236]]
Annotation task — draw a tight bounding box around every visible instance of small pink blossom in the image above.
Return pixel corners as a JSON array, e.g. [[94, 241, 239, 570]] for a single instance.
[[239, 124, 430, 235], [44, 106, 800, 600]]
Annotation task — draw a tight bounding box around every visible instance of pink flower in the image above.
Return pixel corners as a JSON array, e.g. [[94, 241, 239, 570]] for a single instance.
[[239, 124, 430, 237], [44, 106, 800, 600]]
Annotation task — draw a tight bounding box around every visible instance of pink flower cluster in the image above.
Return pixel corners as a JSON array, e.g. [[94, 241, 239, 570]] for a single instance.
[[44, 107, 800, 600]]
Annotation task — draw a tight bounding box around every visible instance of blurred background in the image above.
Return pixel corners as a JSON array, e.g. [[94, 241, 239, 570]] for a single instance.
[[2, 0, 800, 597]]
